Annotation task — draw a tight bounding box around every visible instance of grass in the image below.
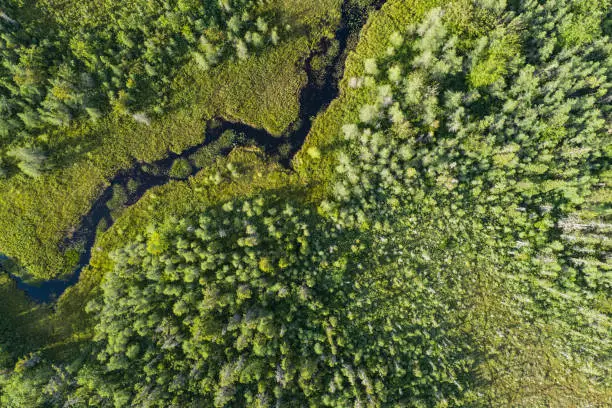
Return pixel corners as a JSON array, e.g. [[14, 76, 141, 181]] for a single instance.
[[0, 273, 51, 366], [0, 0, 343, 280]]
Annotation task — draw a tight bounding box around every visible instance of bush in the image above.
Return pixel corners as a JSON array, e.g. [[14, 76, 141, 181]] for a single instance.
[[169, 158, 193, 179], [106, 185, 128, 211]]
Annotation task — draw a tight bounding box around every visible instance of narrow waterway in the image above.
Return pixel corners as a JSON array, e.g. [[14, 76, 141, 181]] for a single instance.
[[6, 0, 386, 302]]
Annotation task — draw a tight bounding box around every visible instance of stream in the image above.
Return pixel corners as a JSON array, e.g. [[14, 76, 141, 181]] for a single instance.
[[5, 0, 386, 303]]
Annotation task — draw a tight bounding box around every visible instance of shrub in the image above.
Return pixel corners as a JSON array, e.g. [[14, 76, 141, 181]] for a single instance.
[[169, 158, 193, 179]]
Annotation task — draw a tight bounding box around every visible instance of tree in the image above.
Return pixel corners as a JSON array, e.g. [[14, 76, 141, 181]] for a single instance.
[[8, 146, 47, 178]]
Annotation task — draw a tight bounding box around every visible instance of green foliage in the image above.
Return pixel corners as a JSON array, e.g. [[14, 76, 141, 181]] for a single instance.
[[467, 29, 519, 87], [0, 1, 610, 407], [189, 130, 238, 169], [169, 158, 193, 179], [0, 0, 284, 176], [7, 146, 48, 178], [0, 0, 341, 280], [321, 0, 611, 403], [126, 179, 140, 195], [105, 185, 128, 212], [0, 365, 53, 407], [63, 195, 494, 407], [0, 272, 51, 371]]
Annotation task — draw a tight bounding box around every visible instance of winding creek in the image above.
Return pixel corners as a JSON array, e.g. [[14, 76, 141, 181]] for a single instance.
[[5, 0, 385, 303]]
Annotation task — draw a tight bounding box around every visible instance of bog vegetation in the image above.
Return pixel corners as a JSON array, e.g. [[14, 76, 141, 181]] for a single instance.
[[0, 0, 610, 407], [0, 0, 338, 281], [0, 0, 281, 177]]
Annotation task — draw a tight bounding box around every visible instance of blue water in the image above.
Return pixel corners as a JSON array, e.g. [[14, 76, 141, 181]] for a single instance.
[[1, 254, 83, 303]]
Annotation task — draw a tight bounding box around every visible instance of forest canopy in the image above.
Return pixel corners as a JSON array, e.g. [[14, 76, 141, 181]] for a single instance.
[[0, 0, 610, 407]]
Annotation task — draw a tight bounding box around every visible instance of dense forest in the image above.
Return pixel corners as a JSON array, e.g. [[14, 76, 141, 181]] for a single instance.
[[0, 0, 610, 407]]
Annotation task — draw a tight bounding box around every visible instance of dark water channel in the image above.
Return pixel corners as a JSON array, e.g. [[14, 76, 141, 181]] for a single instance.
[[5, 0, 386, 303]]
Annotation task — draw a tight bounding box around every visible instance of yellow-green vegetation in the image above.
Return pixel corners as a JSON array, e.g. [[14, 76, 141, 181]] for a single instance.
[[1, 0, 610, 406], [51, 149, 297, 336], [0, 272, 51, 367], [0, 0, 343, 280], [294, 0, 442, 191]]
